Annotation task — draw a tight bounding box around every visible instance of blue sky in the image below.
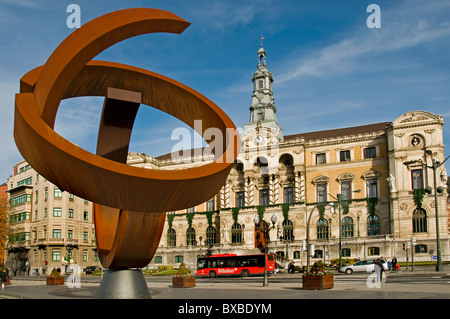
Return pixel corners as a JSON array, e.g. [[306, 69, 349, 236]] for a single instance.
[[1, 0, 450, 182]]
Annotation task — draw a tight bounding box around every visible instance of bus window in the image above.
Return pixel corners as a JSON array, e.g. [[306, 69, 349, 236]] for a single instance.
[[198, 259, 207, 269], [228, 259, 237, 267], [209, 259, 217, 268], [267, 254, 274, 261]]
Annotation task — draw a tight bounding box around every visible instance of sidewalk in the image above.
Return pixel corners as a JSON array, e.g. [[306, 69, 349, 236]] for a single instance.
[[1, 265, 449, 299]]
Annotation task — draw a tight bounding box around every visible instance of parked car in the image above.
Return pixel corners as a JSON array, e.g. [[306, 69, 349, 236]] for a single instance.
[[84, 266, 98, 274], [339, 259, 389, 274]]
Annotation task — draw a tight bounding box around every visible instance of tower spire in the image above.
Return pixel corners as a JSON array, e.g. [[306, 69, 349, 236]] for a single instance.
[[243, 39, 283, 142]]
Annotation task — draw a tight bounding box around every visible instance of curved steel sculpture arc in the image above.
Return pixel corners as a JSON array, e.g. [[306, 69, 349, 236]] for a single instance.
[[14, 8, 240, 269]]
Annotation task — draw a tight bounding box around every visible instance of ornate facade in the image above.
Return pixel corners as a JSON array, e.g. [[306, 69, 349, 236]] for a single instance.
[[129, 45, 449, 270], [5, 45, 449, 273]]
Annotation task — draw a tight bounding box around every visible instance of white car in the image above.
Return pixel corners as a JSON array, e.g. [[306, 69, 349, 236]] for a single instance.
[[339, 259, 389, 274]]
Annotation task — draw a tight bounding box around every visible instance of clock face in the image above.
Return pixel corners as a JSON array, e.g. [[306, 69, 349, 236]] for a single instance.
[[255, 135, 264, 144], [411, 137, 421, 146]]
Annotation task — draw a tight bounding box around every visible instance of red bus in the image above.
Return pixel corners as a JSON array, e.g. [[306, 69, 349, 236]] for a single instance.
[[196, 253, 275, 277]]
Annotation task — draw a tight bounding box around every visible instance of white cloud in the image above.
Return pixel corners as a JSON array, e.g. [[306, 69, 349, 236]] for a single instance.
[[277, 1, 450, 84]]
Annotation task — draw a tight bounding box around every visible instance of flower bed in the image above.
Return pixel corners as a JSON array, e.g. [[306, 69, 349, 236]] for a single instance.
[[302, 261, 334, 290], [172, 276, 196, 288], [302, 273, 334, 290], [172, 262, 195, 288]]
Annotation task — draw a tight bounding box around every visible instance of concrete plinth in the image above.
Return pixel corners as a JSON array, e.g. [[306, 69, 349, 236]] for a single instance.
[[97, 268, 151, 299]]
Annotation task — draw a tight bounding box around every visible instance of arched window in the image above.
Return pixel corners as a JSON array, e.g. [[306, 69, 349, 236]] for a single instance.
[[367, 215, 380, 236], [231, 223, 243, 243], [341, 217, 354, 238], [413, 208, 427, 233], [283, 220, 294, 241], [316, 218, 329, 239], [186, 227, 196, 246], [167, 228, 176, 247], [206, 225, 216, 246]]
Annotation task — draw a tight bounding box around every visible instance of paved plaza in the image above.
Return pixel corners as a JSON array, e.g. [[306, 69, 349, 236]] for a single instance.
[[1, 266, 449, 300]]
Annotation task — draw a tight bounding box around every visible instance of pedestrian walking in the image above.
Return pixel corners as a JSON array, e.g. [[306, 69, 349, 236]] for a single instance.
[[288, 260, 295, 274], [1, 269, 8, 290], [374, 258, 384, 283], [391, 256, 398, 271]]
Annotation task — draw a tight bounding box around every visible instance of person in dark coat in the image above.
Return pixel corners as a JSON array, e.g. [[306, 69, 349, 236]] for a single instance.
[[391, 257, 398, 271], [1, 269, 8, 290]]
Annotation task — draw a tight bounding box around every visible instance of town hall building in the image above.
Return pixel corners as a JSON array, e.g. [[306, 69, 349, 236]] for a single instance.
[[5, 43, 449, 274]]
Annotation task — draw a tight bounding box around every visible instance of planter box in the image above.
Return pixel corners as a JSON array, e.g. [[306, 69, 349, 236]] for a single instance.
[[302, 274, 334, 290], [46, 276, 65, 285], [172, 276, 195, 288]]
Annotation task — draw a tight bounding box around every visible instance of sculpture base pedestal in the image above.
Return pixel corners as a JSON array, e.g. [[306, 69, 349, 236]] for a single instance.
[[97, 269, 151, 299]]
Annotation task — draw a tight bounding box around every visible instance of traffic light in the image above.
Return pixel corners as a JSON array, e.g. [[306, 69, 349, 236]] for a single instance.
[[403, 243, 406, 251]]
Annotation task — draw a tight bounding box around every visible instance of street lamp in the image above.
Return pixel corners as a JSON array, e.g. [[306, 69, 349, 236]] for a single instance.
[[254, 212, 277, 286], [328, 190, 361, 270], [404, 151, 449, 272]]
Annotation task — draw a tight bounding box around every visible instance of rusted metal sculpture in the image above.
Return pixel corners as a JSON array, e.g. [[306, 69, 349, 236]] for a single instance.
[[14, 8, 239, 295]]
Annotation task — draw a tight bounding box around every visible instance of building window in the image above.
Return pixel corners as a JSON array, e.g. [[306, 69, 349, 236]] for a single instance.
[[314, 250, 323, 258], [411, 169, 423, 189], [368, 247, 380, 256], [340, 150, 351, 162], [154, 256, 163, 264], [316, 183, 327, 202], [413, 208, 427, 233], [284, 187, 294, 204], [206, 198, 214, 211], [83, 251, 88, 262], [52, 229, 61, 239], [236, 191, 245, 207], [175, 255, 183, 263], [54, 188, 62, 198], [341, 181, 351, 200], [293, 251, 301, 259], [68, 229, 73, 239], [342, 248, 351, 257], [415, 244, 427, 254], [186, 227, 196, 246], [52, 250, 61, 262], [68, 209, 74, 218], [53, 207, 62, 217], [341, 217, 354, 238], [259, 189, 269, 206], [231, 223, 243, 243], [83, 211, 89, 220], [206, 226, 216, 246], [367, 215, 380, 236], [167, 228, 176, 247], [367, 178, 378, 198], [317, 219, 329, 239], [316, 153, 326, 165], [83, 231, 88, 241], [364, 147, 376, 159], [282, 220, 294, 241]]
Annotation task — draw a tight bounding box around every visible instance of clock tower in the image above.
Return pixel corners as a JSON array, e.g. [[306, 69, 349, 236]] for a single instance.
[[243, 38, 283, 148]]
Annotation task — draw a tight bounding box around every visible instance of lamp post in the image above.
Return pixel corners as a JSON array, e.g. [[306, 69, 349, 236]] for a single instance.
[[327, 190, 361, 270], [404, 151, 449, 272], [254, 212, 277, 286]]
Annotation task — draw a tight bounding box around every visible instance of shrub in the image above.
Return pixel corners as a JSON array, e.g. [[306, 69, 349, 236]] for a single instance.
[[176, 263, 191, 277]]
